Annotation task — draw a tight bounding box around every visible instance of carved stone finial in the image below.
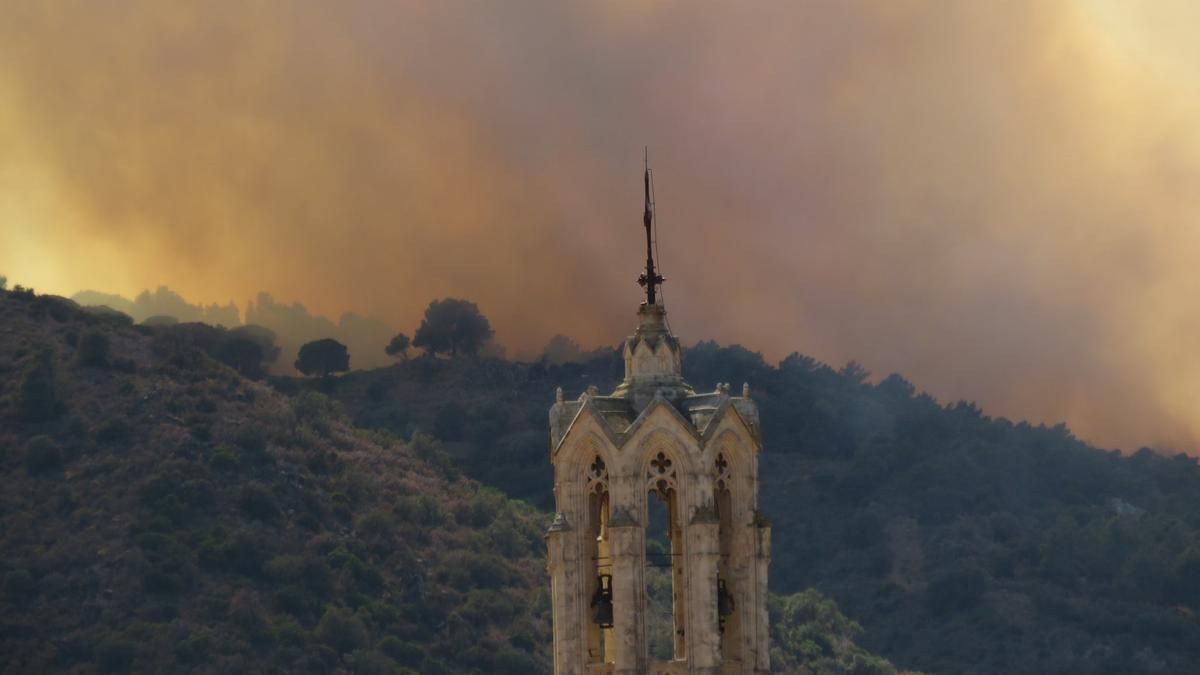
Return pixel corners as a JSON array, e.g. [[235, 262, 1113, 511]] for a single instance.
[[546, 512, 572, 533], [743, 382, 750, 399], [555, 387, 564, 403]]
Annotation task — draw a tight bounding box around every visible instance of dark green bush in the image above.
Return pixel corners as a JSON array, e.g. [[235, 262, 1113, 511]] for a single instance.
[[239, 484, 279, 521], [433, 403, 467, 441], [926, 567, 988, 615], [24, 435, 63, 475], [272, 619, 307, 647], [209, 447, 239, 472], [235, 427, 271, 466], [3, 569, 34, 601], [315, 607, 368, 654], [18, 349, 62, 422], [378, 636, 424, 665], [96, 417, 132, 444], [78, 330, 110, 367], [189, 421, 212, 441], [95, 634, 136, 673]]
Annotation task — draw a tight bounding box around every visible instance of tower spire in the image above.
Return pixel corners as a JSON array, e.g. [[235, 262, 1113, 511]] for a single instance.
[[638, 148, 665, 305]]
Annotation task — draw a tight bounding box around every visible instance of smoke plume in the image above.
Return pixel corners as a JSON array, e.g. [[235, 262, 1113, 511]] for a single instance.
[[3, 1, 1200, 449]]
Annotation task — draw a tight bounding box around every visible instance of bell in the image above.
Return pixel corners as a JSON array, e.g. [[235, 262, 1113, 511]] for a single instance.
[[591, 574, 614, 628], [717, 578, 735, 618]]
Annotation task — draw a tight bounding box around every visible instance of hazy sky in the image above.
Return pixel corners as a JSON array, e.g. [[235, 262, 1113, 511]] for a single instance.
[[3, 1, 1200, 451]]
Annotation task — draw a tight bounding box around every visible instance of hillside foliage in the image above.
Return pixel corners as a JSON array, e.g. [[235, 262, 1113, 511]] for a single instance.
[[0, 289, 909, 674], [0, 291, 552, 674], [318, 339, 1200, 675]]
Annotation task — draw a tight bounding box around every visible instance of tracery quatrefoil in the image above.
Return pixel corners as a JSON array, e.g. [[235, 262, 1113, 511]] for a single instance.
[[588, 456, 609, 494], [647, 451, 676, 498], [650, 452, 672, 475], [715, 453, 732, 492]]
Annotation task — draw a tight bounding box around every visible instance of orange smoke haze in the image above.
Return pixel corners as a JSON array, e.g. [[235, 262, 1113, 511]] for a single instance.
[[3, 1, 1200, 451]]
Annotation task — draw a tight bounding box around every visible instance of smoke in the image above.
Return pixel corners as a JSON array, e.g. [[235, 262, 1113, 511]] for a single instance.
[[244, 292, 396, 371], [3, 1, 1200, 450]]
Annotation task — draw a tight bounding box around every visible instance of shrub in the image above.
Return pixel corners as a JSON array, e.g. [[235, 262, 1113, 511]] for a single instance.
[[356, 510, 394, 540], [271, 585, 309, 616], [234, 428, 271, 466], [433, 403, 467, 442], [78, 330, 110, 367], [189, 421, 212, 441], [315, 606, 368, 654], [378, 636, 424, 665], [239, 484, 279, 521], [229, 590, 271, 643], [18, 349, 62, 422], [95, 633, 137, 673], [175, 629, 213, 665], [272, 619, 307, 647], [96, 418, 132, 444], [3, 569, 34, 601], [209, 447, 239, 472], [25, 435, 63, 475], [926, 566, 988, 615]]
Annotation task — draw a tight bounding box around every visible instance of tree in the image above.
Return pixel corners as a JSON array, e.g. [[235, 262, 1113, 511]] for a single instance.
[[295, 338, 350, 377], [315, 606, 368, 654], [24, 435, 63, 476], [213, 325, 279, 380], [385, 332, 411, 361], [541, 334, 583, 365], [19, 349, 62, 422], [229, 325, 280, 365], [141, 315, 179, 327], [77, 330, 111, 367], [412, 298, 494, 357], [215, 336, 267, 379]]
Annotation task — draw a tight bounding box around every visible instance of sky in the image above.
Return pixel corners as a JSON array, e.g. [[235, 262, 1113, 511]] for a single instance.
[[3, 1, 1200, 451]]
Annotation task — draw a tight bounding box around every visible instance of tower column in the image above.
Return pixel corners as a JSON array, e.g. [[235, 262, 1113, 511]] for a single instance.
[[685, 516, 722, 674], [608, 516, 645, 674], [546, 516, 583, 675], [753, 522, 772, 675]]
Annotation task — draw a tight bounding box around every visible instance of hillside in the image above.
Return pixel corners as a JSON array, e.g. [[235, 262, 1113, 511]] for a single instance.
[[319, 342, 1200, 675], [0, 290, 552, 673], [0, 289, 912, 675]]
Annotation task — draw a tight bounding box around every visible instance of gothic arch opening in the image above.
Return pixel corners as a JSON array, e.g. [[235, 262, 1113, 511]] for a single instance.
[[715, 452, 742, 661], [645, 450, 685, 662], [586, 455, 613, 664]]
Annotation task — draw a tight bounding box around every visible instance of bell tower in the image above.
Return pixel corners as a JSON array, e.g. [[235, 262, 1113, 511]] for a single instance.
[[546, 164, 771, 674]]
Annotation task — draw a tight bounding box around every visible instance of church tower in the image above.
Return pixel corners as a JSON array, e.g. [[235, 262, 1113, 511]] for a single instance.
[[546, 164, 771, 674]]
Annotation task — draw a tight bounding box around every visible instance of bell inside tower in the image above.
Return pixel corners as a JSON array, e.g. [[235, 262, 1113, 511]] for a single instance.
[[586, 457, 613, 664]]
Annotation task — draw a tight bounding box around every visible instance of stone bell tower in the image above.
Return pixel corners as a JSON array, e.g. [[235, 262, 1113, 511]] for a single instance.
[[546, 164, 771, 674]]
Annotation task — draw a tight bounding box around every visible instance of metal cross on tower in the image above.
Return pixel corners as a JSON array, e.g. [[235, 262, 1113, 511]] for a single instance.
[[638, 153, 665, 305]]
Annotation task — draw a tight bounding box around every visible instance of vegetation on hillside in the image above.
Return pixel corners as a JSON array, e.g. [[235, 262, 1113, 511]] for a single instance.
[[0, 288, 911, 674], [0, 290, 551, 674], [319, 339, 1200, 675]]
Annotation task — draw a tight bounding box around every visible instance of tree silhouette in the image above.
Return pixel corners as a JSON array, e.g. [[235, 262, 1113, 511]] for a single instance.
[[412, 298, 493, 357], [385, 333, 411, 362], [217, 337, 267, 379], [229, 325, 281, 366], [19, 349, 63, 422], [295, 338, 350, 377]]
